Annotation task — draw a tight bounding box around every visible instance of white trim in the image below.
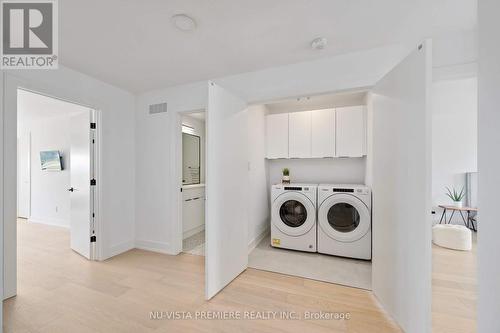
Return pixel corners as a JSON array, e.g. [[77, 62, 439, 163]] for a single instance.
[[183, 224, 205, 240], [93, 109, 103, 260], [171, 111, 183, 255], [101, 240, 134, 261], [248, 224, 269, 253], [27, 217, 70, 229], [135, 239, 173, 255]]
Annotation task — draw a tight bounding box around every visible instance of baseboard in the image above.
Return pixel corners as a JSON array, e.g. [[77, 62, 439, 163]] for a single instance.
[[183, 224, 205, 239], [101, 240, 135, 261], [28, 216, 70, 229], [248, 224, 270, 253], [135, 239, 175, 255]]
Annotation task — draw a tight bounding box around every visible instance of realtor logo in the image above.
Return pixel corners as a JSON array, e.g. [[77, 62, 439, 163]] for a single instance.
[[1, 0, 58, 69]]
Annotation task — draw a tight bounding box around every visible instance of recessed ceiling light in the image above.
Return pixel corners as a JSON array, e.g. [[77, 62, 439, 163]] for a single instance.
[[311, 37, 327, 50], [172, 14, 197, 32]]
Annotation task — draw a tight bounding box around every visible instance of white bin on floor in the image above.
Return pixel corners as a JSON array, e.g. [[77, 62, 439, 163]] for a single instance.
[[432, 224, 472, 251]]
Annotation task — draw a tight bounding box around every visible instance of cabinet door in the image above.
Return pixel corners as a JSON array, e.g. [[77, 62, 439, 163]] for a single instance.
[[336, 106, 366, 157], [311, 109, 335, 158], [289, 111, 312, 158], [266, 113, 289, 158]]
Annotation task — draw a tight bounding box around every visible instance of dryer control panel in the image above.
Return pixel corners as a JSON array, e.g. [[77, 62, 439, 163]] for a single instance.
[[331, 187, 370, 195], [284, 186, 309, 191]]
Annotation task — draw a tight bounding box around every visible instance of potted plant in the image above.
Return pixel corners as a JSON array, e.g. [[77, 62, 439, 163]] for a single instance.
[[282, 168, 290, 184], [445, 186, 465, 208]]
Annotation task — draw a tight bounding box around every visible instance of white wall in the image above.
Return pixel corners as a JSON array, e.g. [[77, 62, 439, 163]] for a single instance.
[[182, 114, 206, 184], [478, 1, 500, 331], [247, 105, 270, 249], [16, 90, 92, 228], [265, 91, 367, 114], [431, 78, 477, 223], [135, 82, 208, 254], [268, 158, 366, 185], [22, 115, 72, 227]]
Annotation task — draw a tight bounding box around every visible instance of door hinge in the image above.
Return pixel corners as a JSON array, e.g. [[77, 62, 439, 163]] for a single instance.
[[90, 122, 96, 129], [90, 235, 96, 243], [90, 179, 96, 186]]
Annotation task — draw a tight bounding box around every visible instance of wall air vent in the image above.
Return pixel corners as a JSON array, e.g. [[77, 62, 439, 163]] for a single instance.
[[149, 102, 168, 115]]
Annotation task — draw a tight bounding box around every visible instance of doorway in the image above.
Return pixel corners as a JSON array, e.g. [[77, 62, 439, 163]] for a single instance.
[[430, 76, 478, 332], [5, 87, 100, 299], [179, 110, 206, 256]]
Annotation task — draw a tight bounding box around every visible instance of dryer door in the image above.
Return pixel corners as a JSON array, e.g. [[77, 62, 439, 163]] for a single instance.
[[272, 192, 316, 236], [318, 194, 370, 242]]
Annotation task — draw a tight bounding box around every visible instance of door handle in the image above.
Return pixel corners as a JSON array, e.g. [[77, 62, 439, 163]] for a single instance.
[[68, 187, 74, 192]]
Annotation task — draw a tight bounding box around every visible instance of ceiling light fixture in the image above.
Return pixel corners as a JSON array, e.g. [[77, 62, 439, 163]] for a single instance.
[[311, 37, 327, 50], [172, 14, 197, 32]]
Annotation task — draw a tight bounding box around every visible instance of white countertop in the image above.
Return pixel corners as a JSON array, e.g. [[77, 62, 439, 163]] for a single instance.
[[182, 183, 206, 190]]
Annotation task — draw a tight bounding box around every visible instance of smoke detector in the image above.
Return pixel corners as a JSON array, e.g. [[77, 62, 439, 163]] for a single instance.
[[311, 37, 327, 50], [172, 14, 197, 32]]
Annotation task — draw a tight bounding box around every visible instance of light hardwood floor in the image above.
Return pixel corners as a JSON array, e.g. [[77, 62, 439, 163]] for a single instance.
[[432, 233, 477, 333], [4, 220, 477, 332], [4, 220, 400, 332]]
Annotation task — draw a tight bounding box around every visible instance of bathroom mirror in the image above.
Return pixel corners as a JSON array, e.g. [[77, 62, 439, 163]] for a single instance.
[[182, 133, 201, 185]]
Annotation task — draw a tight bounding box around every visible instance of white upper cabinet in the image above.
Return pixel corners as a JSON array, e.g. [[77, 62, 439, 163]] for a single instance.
[[311, 108, 335, 158], [266, 113, 289, 158], [336, 106, 366, 157], [289, 111, 312, 158], [265, 106, 366, 159]]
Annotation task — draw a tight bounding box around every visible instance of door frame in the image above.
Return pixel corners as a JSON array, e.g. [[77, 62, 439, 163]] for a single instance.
[[17, 132, 31, 219], [2, 73, 103, 299], [171, 108, 207, 255]]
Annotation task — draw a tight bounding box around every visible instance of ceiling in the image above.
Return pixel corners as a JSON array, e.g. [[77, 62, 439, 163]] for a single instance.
[[59, 0, 477, 93]]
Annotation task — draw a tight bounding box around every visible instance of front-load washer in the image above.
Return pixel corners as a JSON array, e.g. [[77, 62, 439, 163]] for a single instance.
[[271, 183, 317, 252], [317, 184, 371, 260]]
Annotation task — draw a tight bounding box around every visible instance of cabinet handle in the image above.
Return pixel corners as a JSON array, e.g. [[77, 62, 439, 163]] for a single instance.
[[185, 198, 192, 202]]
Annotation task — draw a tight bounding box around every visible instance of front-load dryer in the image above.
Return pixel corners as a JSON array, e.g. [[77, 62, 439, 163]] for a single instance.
[[317, 184, 371, 260], [271, 183, 317, 252]]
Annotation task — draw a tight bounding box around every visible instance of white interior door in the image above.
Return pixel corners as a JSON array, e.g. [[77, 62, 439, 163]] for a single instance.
[[17, 133, 31, 218], [205, 82, 248, 300], [69, 110, 94, 259], [370, 41, 432, 333]]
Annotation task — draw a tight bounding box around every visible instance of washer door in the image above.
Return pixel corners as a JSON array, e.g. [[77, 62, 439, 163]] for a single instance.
[[272, 192, 316, 236], [318, 194, 370, 242]]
